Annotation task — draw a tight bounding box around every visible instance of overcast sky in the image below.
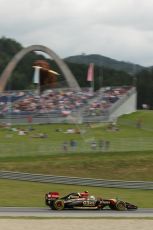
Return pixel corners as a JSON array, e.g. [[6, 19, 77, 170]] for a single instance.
[[0, 0, 153, 66]]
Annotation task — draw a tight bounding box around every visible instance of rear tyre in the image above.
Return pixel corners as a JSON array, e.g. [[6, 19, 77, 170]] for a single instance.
[[115, 201, 126, 211], [52, 199, 65, 211], [49, 201, 55, 210]]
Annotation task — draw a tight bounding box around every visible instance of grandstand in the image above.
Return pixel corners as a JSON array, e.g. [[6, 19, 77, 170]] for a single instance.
[[0, 86, 136, 124]]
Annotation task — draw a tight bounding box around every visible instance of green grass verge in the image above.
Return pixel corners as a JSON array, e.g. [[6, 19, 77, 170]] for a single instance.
[[0, 111, 153, 181], [0, 151, 153, 181], [0, 179, 152, 208], [1, 111, 153, 158], [0, 111, 153, 208]]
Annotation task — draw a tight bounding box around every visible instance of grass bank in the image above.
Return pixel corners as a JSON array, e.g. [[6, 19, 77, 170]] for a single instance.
[[0, 151, 153, 181], [0, 111, 153, 208]]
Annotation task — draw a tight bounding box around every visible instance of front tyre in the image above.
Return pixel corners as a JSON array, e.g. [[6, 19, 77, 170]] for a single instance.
[[52, 199, 65, 211], [115, 201, 126, 211]]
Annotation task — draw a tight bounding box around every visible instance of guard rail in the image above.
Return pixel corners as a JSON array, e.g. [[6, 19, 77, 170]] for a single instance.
[[0, 171, 152, 190]]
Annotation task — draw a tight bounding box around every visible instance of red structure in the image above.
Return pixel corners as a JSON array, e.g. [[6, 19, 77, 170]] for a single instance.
[[33, 60, 58, 90]]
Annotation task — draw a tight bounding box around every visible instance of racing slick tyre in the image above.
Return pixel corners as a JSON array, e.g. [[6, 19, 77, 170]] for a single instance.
[[115, 201, 126, 211], [52, 199, 65, 211]]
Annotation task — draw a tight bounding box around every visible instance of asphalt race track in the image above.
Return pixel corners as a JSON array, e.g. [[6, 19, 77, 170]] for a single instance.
[[0, 207, 153, 218]]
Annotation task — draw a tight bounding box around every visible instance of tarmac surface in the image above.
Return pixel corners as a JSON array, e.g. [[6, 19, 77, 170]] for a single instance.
[[0, 207, 153, 218]]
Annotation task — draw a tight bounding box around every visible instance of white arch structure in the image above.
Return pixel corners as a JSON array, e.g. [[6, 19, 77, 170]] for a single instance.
[[0, 45, 80, 92]]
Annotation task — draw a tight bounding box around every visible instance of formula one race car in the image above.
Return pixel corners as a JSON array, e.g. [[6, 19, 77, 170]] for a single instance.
[[45, 191, 138, 211]]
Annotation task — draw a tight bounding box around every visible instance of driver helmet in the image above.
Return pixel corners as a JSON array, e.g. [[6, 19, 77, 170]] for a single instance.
[[80, 191, 89, 198], [90, 195, 95, 200]]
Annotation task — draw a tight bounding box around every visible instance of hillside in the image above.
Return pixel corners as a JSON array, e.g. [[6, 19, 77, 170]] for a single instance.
[[1, 36, 153, 108], [65, 54, 145, 74], [0, 36, 133, 90], [0, 111, 153, 181]]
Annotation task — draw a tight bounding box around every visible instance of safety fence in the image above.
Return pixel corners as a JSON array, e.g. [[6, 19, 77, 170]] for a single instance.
[[1, 136, 153, 155], [0, 171, 152, 190]]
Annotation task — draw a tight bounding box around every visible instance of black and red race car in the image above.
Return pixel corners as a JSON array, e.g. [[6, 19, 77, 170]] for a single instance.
[[45, 191, 138, 211]]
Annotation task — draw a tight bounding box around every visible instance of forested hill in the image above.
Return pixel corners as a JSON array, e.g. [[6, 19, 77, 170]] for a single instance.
[[1, 36, 153, 109], [0, 36, 135, 91], [65, 54, 144, 74]]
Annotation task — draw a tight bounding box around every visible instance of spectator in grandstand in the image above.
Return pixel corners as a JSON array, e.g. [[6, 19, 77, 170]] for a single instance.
[[75, 127, 81, 134], [62, 141, 68, 152], [105, 140, 110, 151], [136, 119, 142, 129], [39, 133, 48, 138], [11, 127, 18, 132], [107, 122, 119, 131], [55, 128, 62, 132], [31, 133, 48, 138], [27, 115, 33, 123], [4, 88, 94, 116], [142, 104, 149, 110], [70, 139, 77, 151], [91, 140, 97, 151], [18, 129, 26, 135], [98, 139, 104, 151], [65, 128, 75, 134], [28, 126, 35, 131]]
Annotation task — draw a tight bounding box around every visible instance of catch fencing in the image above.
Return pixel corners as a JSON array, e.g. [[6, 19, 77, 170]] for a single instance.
[[0, 171, 153, 190]]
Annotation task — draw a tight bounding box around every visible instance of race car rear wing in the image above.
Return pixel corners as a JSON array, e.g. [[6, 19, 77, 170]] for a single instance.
[[48, 192, 59, 199]]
